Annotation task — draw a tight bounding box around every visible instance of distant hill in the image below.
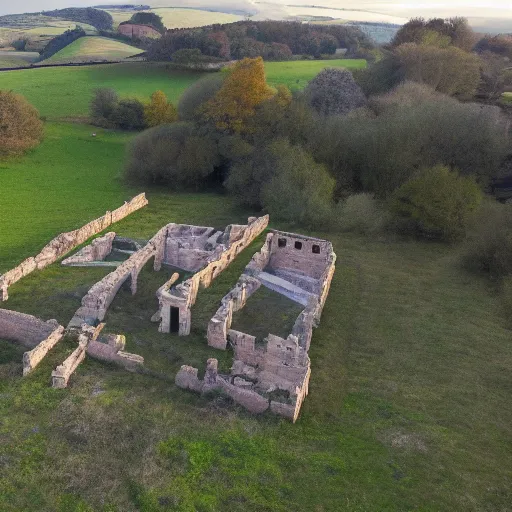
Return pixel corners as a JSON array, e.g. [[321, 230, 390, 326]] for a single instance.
[[43, 35, 143, 63]]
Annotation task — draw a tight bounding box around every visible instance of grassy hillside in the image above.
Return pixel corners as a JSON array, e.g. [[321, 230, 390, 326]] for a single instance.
[[0, 59, 366, 119], [102, 7, 243, 29], [44, 36, 144, 64], [0, 121, 511, 510]]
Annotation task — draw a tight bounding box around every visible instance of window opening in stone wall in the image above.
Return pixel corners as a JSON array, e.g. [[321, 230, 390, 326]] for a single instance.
[[278, 238, 287, 248], [294, 241, 303, 250], [312, 244, 320, 254]]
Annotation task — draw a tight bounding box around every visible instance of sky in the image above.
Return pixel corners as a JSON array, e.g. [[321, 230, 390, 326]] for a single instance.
[[0, 0, 511, 24]]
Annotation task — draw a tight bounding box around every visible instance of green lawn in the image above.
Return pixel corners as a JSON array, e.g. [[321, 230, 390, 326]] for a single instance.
[[0, 59, 366, 119], [0, 117, 511, 510]]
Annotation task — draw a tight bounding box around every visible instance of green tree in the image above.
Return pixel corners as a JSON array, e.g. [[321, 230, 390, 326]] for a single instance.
[[144, 90, 178, 127], [390, 165, 482, 240]]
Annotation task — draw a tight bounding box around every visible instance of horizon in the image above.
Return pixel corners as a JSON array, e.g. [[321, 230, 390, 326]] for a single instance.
[[0, 0, 511, 26]]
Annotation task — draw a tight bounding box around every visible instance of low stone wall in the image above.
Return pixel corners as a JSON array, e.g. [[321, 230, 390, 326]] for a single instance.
[[87, 339, 143, 372], [158, 215, 269, 336], [0, 194, 148, 301], [69, 226, 167, 328], [61, 232, 116, 266], [51, 324, 104, 388], [0, 308, 65, 375]]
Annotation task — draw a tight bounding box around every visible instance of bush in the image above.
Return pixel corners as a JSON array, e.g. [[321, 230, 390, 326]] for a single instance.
[[90, 88, 119, 126], [390, 165, 482, 240], [178, 74, 226, 121], [0, 91, 43, 157], [305, 67, 367, 117], [11, 38, 28, 51], [125, 123, 219, 188], [144, 90, 178, 127], [335, 193, 386, 234], [462, 201, 512, 279], [110, 99, 146, 130], [260, 140, 335, 228]]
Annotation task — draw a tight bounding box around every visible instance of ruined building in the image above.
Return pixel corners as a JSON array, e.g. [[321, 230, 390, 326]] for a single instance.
[[0, 194, 335, 422]]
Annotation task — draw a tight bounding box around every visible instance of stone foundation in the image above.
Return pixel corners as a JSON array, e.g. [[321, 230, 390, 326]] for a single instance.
[[0, 193, 148, 301]]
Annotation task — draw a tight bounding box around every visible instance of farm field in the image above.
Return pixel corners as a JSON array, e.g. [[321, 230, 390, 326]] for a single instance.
[[102, 7, 243, 29], [44, 36, 144, 64], [0, 59, 366, 118], [0, 117, 511, 510]]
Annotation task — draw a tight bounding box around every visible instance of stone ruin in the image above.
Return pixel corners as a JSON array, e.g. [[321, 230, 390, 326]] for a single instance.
[[175, 230, 336, 422], [0, 194, 336, 422]]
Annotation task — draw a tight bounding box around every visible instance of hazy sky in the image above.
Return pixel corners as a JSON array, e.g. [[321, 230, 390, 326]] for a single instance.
[[0, 0, 511, 21]]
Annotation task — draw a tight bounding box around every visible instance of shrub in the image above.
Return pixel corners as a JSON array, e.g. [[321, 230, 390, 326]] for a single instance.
[[125, 122, 219, 188], [90, 88, 119, 126], [260, 140, 335, 227], [305, 67, 367, 117], [0, 91, 43, 157], [462, 201, 512, 279], [144, 90, 178, 127], [110, 99, 145, 130], [178, 74, 226, 121], [390, 165, 482, 240], [335, 193, 386, 234], [11, 38, 28, 51]]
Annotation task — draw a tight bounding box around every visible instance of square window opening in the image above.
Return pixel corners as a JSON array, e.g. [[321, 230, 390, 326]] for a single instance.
[[278, 238, 287, 248], [312, 244, 320, 254], [294, 241, 303, 250]]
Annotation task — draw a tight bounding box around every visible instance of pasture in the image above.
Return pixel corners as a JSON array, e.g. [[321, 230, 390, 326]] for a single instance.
[[44, 36, 144, 64], [0, 59, 366, 119], [0, 57, 510, 511], [0, 119, 511, 510]]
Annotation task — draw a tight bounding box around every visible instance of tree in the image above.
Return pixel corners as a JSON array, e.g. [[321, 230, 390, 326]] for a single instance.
[[390, 165, 482, 240], [394, 43, 482, 99], [202, 57, 274, 133], [125, 122, 219, 188], [129, 12, 165, 33], [305, 67, 367, 117], [144, 91, 178, 127], [110, 99, 146, 130], [39, 27, 86, 60], [0, 91, 43, 157], [90, 88, 118, 126], [178, 74, 226, 121]]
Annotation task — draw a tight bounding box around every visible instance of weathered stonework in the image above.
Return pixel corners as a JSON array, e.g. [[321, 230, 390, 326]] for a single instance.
[[0, 194, 148, 301], [157, 216, 269, 335], [184, 230, 336, 422], [0, 308, 65, 375], [61, 232, 116, 266]]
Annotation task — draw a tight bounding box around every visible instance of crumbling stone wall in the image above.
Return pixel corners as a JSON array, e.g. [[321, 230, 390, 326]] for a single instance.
[[0, 193, 148, 301], [0, 308, 65, 375], [61, 232, 116, 266], [158, 216, 269, 336], [69, 226, 167, 328], [194, 230, 336, 422]]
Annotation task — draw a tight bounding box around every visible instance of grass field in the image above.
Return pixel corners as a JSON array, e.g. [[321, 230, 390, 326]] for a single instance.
[[0, 119, 511, 510], [44, 37, 144, 64], [0, 59, 366, 119]]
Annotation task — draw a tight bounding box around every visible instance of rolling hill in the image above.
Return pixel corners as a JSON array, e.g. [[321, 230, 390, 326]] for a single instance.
[[43, 36, 144, 63]]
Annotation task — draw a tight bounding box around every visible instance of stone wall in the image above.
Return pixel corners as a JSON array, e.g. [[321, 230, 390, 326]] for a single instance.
[[51, 324, 104, 388], [61, 232, 116, 266], [0, 308, 65, 375], [87, 339, 144, 372], [158, 216, 269, 336], [0, 193, 148, 301], [69, 225, 166, 328]]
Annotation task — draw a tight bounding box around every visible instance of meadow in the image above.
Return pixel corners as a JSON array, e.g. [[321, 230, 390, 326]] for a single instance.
[[44, 37, 144, 64], [0, 59, 510, 511], [0, 59, 366, 119]]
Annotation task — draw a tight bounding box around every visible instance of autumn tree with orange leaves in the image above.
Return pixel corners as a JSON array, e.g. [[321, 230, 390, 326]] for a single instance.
[[202, 57, 274, 133], [0, 91, 43, 157]]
